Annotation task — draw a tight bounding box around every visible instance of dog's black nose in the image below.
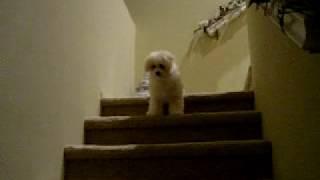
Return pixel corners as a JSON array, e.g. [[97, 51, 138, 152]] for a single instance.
[[155, 71, 161, 76]]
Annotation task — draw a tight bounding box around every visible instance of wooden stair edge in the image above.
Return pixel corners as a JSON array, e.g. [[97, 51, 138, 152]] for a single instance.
[[64, 140, 271, 160], [100, 91, 255, 106], [85, 111, 261, 129]]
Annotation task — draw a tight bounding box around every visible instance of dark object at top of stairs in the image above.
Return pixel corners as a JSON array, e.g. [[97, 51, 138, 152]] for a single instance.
[[249, 0, 320, 53]]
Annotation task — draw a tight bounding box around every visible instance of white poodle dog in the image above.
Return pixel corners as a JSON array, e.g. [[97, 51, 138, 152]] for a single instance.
[[145, 50, 184, 115]]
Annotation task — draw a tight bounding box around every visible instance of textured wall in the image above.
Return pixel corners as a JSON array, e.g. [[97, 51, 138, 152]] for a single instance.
[[0, 0, 135, 179], [125, 0, 250, 93], [247, 8, 320, 180]]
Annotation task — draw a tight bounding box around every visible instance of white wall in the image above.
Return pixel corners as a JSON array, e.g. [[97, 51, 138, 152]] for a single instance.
[[125, 0, 250, 93], [0, 0, 135, 179], [247, 8, 320, 180]]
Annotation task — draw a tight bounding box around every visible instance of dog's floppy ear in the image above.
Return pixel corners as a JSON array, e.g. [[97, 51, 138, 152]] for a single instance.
[[144, 56, 153, 72], [162, 51, 175, 71], [162, 50, 175, 63]]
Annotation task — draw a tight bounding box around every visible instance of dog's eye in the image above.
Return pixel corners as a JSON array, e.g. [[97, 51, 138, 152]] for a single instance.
[[151, 65, 156, 69], [159, 64, 165, 70]]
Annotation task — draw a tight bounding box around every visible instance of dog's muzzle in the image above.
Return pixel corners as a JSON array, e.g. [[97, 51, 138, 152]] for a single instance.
[[155, 71, 161, 77]]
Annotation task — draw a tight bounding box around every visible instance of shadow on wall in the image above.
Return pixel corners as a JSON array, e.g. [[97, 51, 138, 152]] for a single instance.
[[180, 14, 250, 93]]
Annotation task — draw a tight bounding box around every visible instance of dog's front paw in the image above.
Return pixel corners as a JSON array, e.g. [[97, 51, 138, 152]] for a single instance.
[[146, 110, 162, 116], [146, 111, 153, 116], [169, 100, 184, 115], [170, 110, 184, 115]]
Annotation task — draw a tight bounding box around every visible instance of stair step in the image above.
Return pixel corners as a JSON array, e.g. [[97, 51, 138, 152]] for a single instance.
[[64, 140, 272, 180], [100, 91, 255, 116], [85, 111, 262, 145]]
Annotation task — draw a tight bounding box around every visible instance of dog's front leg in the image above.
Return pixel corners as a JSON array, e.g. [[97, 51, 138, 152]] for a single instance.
[[169, 97, 184, 115], [147, 98, 163, 115]]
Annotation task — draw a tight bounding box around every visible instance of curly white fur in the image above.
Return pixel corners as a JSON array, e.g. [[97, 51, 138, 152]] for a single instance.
[[145, 50, 184, 115]]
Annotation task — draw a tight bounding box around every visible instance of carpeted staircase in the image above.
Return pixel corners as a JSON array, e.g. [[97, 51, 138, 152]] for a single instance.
[[64, 91, 273, 180]]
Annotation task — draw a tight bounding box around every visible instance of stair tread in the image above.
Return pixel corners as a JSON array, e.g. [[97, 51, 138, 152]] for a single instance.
[[101, 91, 254, 105], [100, 91, 255, 116], [86, 111, 261, 129], [64, 140, 271, 160]]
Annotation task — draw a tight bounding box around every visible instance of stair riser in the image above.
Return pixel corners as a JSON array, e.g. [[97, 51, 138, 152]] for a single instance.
[[65, 155, 272, 180], [101, 101, 254, 116], [85, 125, 262, 145]]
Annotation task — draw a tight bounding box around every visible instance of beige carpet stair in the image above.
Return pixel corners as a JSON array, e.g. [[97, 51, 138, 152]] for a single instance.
[[100, 91, 255, 116], [64, 91, 273, 180], [85, 111, 262, 145], [64, 140, 272, 180]]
